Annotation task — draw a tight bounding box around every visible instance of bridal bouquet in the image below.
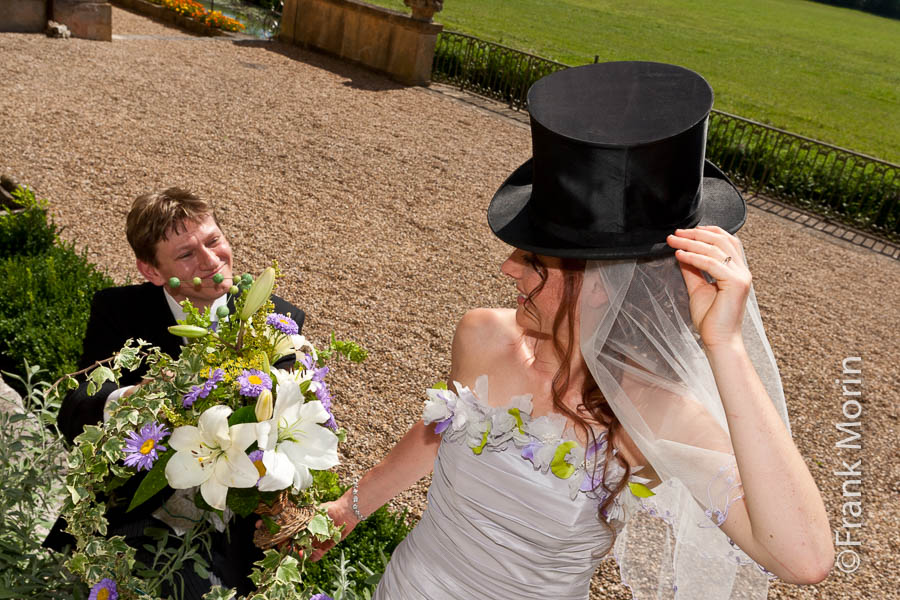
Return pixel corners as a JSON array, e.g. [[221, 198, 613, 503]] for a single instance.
[[56, 266, 365, 600]]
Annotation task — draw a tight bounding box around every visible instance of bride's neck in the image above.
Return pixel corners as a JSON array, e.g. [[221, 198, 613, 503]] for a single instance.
[[521, 328, 591, 390]]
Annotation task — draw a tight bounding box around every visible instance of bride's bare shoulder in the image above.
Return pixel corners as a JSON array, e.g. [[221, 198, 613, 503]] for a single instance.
[[450, 309, 519, 376]]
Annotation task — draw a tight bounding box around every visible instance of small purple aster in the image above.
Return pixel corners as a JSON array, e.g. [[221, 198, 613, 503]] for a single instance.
[[88, 578, 118, 600], [248, 449, 266, 485], [266, 313, 299, 336], [182, 386, 201, 408], [123, 423, 170, 471], [238, 369, 272, 397], [182, 368, 225, 408], [314, 384, 338, 430], [309, 595, 334, 600], [300, 353, 329, 382]]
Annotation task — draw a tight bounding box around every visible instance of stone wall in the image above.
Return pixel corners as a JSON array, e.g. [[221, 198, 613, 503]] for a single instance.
[[0, 0, 111, 41], [54, 0, 112, 41], [1, 0, 48, 32], [280, 0, 442, 86]]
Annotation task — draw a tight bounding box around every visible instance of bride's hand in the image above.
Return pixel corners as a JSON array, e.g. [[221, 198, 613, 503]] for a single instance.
[[305, 495, 360, 562], [666, 226, 751, 350]]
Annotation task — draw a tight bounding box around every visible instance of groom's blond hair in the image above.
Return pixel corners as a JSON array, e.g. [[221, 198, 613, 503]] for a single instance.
[[126, 187, 219, 267]]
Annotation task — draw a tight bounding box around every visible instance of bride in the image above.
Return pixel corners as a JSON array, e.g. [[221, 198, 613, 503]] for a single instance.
[[317, 61, 833, 599]]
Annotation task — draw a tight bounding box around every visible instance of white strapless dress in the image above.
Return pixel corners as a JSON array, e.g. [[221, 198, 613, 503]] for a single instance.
[[375, 376, 631, 600]]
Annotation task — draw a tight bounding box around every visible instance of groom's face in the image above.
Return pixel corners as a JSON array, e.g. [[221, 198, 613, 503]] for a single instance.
[[137, 215, 234, 309]]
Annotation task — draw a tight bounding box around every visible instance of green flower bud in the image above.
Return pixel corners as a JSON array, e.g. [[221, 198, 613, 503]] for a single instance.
[[229, 285, 240, 295], [240, 267, 276, 320], [242, 273, 253, 284], [168, 324, 209, 339], [192, 276, 202, 287], [255, 389, 274, 422], [212, 273, 225, 284], [216, 305, 230, 319], [168, 277, 180, 289]]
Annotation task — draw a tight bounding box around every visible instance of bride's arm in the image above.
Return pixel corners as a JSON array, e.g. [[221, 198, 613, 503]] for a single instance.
[[321, 419, 441, 549], [314, 309, 490, 558], [668, 226, 833, 584]]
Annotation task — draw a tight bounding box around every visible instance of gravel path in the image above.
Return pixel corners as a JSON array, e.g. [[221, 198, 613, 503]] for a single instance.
[[1, 7, 897, 598]]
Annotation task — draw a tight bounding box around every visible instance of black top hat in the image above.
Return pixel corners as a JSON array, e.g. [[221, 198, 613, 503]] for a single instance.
[[488, 61, 746, 259]]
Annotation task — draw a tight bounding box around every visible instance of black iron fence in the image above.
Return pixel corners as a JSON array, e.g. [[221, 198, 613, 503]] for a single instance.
[[432, 31, 900, 239]]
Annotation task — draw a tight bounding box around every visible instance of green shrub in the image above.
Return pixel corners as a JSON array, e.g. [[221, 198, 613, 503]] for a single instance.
[[0, 366, 87, 598], [707, 119, 900, 239], [300, 471, 415, 595], [0, 187, 58, 259], [0, 243, 114, 393]]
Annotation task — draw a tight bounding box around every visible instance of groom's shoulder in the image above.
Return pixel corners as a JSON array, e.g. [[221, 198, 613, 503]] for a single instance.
[[91, 281, 159, 307]]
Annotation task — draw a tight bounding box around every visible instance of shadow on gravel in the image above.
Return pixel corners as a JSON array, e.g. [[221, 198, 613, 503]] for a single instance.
[[233, 39, 407, 92]]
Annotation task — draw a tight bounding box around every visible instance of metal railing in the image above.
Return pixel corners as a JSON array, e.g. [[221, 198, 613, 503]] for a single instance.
[[431, 31, 900, 238]]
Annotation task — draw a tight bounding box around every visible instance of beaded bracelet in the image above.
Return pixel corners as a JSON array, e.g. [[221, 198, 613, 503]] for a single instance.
[[351, 481, 365, 521]]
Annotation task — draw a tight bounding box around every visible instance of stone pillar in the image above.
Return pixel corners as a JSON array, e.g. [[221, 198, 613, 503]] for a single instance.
[[0, 0, 48, 32], [52, 0, 112, 41], [281, 0, 442, 86]]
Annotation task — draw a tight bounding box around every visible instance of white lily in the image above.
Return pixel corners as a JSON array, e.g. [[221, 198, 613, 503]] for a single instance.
[[165, 405, 259, 511], [255, 368, 339, 492]]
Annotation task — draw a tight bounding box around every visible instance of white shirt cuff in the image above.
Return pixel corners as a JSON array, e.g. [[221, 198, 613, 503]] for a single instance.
[[103, 385, 134, 422]]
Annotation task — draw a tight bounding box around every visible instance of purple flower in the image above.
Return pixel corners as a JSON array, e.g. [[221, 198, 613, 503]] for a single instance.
[[434, 418, 452, 435], [123, 423, 170, 471], [299, 353, 329, 382], [237, 369, 272, 397], [521, 441, 541, 463], [309, 595, 334, 600], [266, 313, 299, 335], [249, 449, 266, 485], [88, 578, 118, 600], [314, 384, 338, 430], [182, 368, 224, 407]]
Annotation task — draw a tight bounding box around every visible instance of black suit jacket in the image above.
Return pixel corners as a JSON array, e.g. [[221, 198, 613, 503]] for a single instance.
[[49, 282, 305, 593]]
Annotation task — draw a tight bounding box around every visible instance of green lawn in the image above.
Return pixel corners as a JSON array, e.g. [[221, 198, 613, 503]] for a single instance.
[[369, 0, 900, 163]]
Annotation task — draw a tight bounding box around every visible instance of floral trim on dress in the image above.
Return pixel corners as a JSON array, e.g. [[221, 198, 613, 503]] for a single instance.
[[424, 376, 641, 518]]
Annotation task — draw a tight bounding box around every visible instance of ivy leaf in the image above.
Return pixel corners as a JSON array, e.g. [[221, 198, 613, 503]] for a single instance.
[[274, 555, 302, 584], [260, 514, 280, 535], [228, 405, 257, 426], [86, 366, 116, 396], [226, 487, 260, 517], [101, 437, 123, 463], [76, 425, 104, 446], [127, 448, 174, 512], [307, 513, 331, 539]]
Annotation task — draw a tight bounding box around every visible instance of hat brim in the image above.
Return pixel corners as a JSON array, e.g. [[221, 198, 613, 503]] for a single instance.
[[487, 159, 747, 259]]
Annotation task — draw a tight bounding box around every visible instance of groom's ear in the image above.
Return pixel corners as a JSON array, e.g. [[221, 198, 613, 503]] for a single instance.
[[136, 259, 166, 287]]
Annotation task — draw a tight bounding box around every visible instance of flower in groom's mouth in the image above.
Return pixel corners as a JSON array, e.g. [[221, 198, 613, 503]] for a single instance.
[[122, 422, 170, 472]]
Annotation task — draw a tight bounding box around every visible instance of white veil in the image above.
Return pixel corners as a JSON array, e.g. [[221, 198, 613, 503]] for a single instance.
[[580, 253, 789, 600]]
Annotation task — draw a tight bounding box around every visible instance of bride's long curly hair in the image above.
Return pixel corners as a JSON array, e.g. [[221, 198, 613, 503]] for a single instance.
[[521, 253, 631, 533]]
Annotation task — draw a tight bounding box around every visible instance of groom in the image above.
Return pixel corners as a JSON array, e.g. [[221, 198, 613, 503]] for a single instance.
[[47, 187, 305, 597]]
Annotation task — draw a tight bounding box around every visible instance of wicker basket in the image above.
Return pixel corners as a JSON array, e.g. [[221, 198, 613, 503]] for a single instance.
[[253, 491, 316, 550]]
